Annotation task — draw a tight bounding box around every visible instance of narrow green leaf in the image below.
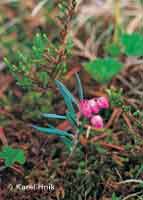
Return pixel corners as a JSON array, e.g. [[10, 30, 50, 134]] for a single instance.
[[42, 113, 67, 120], [66, 112, 77, 128], [55, 80, 77, 118], [38, 71, 49, 87], [60, 136, 73, 151], [32, 125, 72, 138], [55, 80, 78, 105], [75, 73, 83, 100], [64, 95, 76, 119]]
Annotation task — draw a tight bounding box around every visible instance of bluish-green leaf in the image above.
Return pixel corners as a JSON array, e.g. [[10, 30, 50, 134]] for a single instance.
[[55, 80, 77, 118], [42, 113, 67, 120], [55, 80, 78, 105], [75, 73, 83, 100], [84, 58, 123, 83], [61, 136, 73, 151], [32, 125, 72, 138], [66, 112, 77, 128], [64, 95, 76, 119]]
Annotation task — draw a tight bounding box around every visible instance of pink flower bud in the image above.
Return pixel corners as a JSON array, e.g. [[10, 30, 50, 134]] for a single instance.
[[90, 115, 104, 129], [97, 96, 109, 109], [79, 99, 92, 118], [88, 99, 100, 114]]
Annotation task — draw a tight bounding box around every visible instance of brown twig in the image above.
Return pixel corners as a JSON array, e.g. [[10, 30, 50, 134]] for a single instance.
[[105, 108, 121, 128], [99, 141, 125, 152], [122, 113, 133, 130], [65, 65, 81, 80], [90, 133, 108, 142]]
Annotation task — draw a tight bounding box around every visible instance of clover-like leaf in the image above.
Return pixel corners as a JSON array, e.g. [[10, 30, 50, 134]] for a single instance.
[[105, 42, 121, 57], [84, 58, 123, 83], [121, 32, 143, 56], [0, 146, 26, 167]]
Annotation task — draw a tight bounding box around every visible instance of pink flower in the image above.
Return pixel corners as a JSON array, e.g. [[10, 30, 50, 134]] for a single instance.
[[97, 96, 109, 109], [90, 115, 104, 129], [88, 99, 100, 114], [79, 99, 92, 118]]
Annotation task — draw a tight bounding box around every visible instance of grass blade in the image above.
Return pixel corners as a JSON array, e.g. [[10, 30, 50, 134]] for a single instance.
[[75, 73, 83, 100]]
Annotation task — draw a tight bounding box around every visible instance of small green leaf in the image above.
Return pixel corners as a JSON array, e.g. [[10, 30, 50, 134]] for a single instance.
[[58, 1, 68, 13], [65, 36, 74, 55], [95, 144, 107, 154], [38, 71, 49, 87], [105, 43, 121, 57], [33, 33, 47, 50], [121, 32, 143, 56], [107, 88, 124, 107], [84, 58, 123, 83], [17, 77, 33, 88], [32, 33, 48, 59], [112, 193, 120, 200], [0, 146, 25, 167]]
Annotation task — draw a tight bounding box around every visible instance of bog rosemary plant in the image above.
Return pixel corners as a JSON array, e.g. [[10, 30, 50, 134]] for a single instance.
[[32, 74, 110, 151], [32, 73, 83, 151]]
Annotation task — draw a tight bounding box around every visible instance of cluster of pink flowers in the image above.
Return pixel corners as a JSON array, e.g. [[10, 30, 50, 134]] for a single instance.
[[79, 97, 109, 129]]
